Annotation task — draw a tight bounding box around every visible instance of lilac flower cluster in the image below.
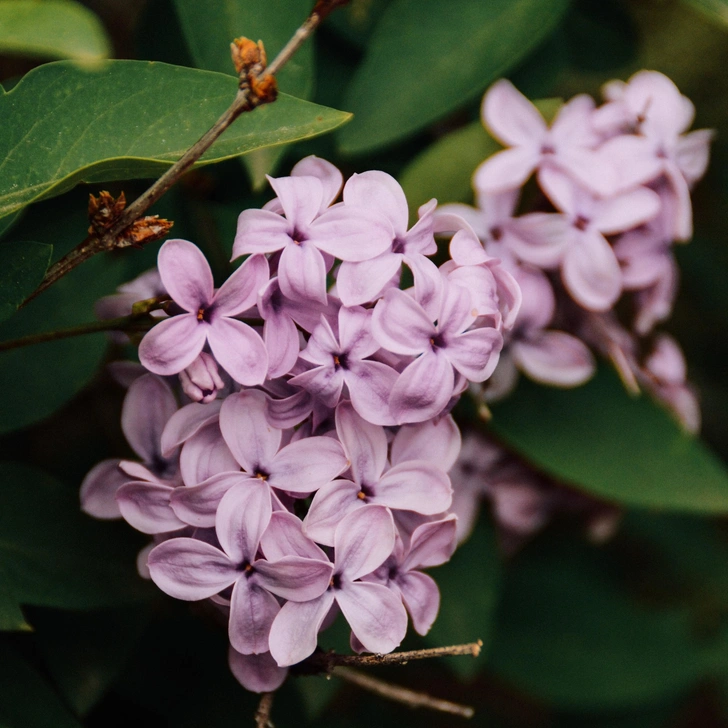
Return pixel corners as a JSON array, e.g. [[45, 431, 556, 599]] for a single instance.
[[81, 157, 515, 692], [439, 70, 710, 546]]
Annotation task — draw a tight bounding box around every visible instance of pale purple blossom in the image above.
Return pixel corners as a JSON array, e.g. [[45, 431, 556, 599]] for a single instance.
[[139, 239, 269, 384]]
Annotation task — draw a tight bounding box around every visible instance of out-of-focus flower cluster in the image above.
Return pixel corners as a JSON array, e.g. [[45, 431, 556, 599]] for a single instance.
[[81, 157, 515, 692], [435, 70, 710, 548]]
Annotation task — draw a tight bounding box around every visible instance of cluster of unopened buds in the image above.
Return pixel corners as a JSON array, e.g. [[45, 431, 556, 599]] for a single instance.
[[81, 69, 710, 692]]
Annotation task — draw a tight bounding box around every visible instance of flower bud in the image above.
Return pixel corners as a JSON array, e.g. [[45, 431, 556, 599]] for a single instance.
[[179, 352, 225, 403]]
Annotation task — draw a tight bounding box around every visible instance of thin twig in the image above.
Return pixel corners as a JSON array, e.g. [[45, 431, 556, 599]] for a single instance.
[[304, 641, 482, 672], [24, 0, 346, 305], [0, 314, 150, 352], [334, 667, 475, 719], [254, 692, 275, 728]]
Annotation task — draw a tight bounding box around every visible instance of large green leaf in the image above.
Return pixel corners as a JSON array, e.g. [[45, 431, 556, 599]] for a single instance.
[[487, 535, 713, 709], [0, 642, 82, 728], [0, 564, 30, 631], [682, 0, 728, 28], [0, 0, 110, 61], [172, 0, 315, 187], [0, 241, 52, 324], [398, 99, 561, 217], [488, 366, 728, 513], [0, 60, 351, 221], [337, 0, 570, 154], [0, 462, 150, 614], [423, 517, 501, 678]]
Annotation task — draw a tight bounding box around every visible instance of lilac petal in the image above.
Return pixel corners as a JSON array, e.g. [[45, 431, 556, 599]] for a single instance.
[[446, 328, 503, 382], [482, 79, 546, 146], [278, 240, 328, 304], [311, 205, 393, 262], [116, 482, 185, 534], [404, 516, 458, 570], [491, 264, 522, 331], [512, 331, 595, 386], [300, 314, 339, 365], [147, 538, 236, 600], [265, 390, 313, 429], [291, 155, 343, 208], [558, 147, 618, 197], [390, 351, 454, 424], [662, 164, 693, 241], [303, 479, 363, 547], [216, 481, 272, 564], [264, 313, 300, 378], [407, 254, 444, 320], [80, 459, 125, 519], [594, 188, 661, 235], [397, 571, 440, 636], [207, 318, 267, 386], [391, 415, 461, 471], [405, 200, 438, 256], [335, 504, 395, 580], [219, 390, 281, 474], [268, 174, 323, 229], [255, 555, 333, 601], [228, 648, 288, 693], [338, 305, 379, 361], [676, 129, 714, 183], [180, 422, 238, 486], [229, 577, 281, 655], [261, 511, 327, 561], [269, 591, 336, 667], [371, 289, 433, 355], [377, 462, 452, 515], [562, 230, 622, 311], [160, 401, 222, 457], [507, 213, 570, 268], [474, 147, 539, 194], [444, 265, 499, 322], [449, 228, 489, 266], [288, 366, 344, 409], [138, 314, 207, 376], [158, 239, 214, 311], [214, 254, 269, 317], [336, 581, 407, 654], [269, 436, 348, 493], [343, 170, 408, 234], [170, 472, 248, 527], [233, 208, 292, 257], [598, 135, 663, 189], [335, 401, 387, 485], [122, 374, 177, 464], [346, 361, 399, 427], [118, 461, 158, 482], [438, 282, 475, 337], [336, 254, 401, 306]]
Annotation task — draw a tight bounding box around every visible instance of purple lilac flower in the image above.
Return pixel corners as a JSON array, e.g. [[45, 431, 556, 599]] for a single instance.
[[179, 351, 226, 403], [372, 282, 502, 423], [170, 390, 347, 526], [233, 167, 393, 304], [149, 480, 333, 655], [304, 403, 452, 545], [138, 239, 269, 384], [268, 505, 407, 667], [289, 304, 399, 426], [364, 516, 457, 635]]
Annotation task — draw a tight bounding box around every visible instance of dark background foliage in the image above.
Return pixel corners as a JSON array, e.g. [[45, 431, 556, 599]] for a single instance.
[[2, 0, 728, 726]]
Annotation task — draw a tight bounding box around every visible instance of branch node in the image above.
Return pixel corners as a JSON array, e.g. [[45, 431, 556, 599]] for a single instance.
[[231, 37, 278, 108]]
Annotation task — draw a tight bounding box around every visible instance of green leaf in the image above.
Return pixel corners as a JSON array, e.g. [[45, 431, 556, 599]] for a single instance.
[[33, 607, 150, 716], [172, 0, 315, 184], [0, 60, 351, 221], [0, 209, 126, 434], [0, 642, 83, 728], [0, 242, 52, 324], [0, 0, 110, 61], [423, 518, 501, 678], [0, 462, 150, 613], [487, 534, 712, 709], [682, 0, 728, 28], [489, 366, 728, 513], [0, 564, 31, 632], [398, 99, 561, 217], [337, 0, 570, 154]]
